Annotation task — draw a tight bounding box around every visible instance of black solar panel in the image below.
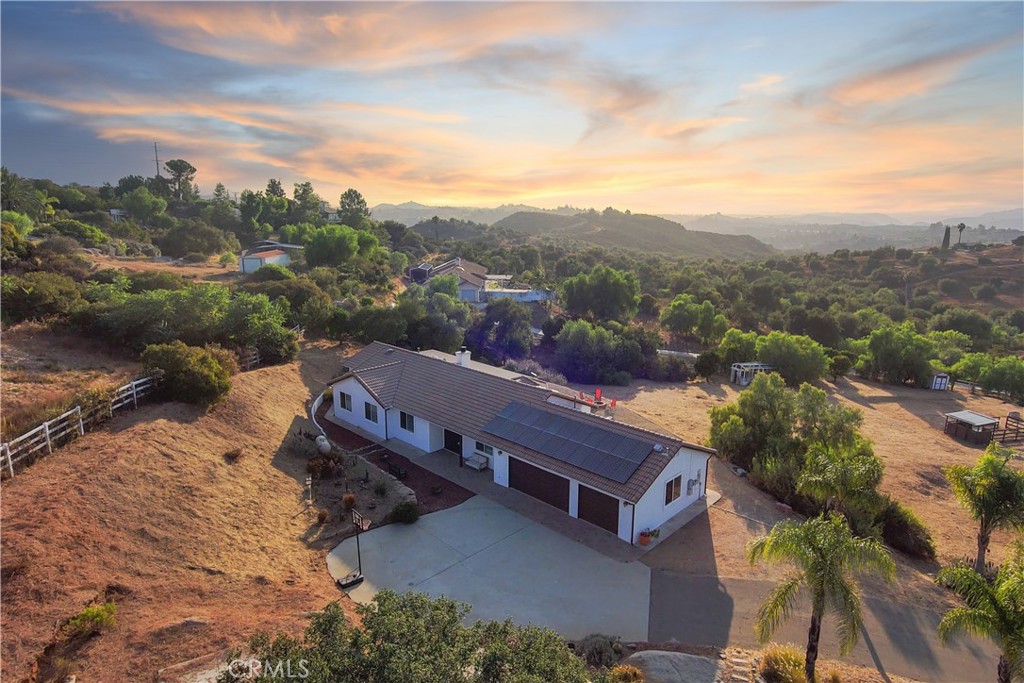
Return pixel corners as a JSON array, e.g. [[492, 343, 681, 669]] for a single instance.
[[483, 402, 655, 483]]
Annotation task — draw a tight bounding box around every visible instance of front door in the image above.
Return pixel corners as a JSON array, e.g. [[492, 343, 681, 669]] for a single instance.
[[443, 429, 463, 454]]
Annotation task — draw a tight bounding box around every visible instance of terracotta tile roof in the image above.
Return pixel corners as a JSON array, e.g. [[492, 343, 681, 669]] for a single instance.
[[329, 342, 715, 502]]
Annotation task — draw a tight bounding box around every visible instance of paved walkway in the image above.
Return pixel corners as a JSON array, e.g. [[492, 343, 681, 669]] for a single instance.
[[327, 496, 652, 640], [648, 574, 996, 683]]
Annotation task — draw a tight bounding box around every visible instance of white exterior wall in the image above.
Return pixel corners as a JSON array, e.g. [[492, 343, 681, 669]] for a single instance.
[[462, 435, 501, 469], [387, 409, 436, 452], [493, 450, 509, 486], [331, 377, 386, 441], [569, 481, 580, 517], [239, 252, 291, 274], [630, 447, 709, 544]]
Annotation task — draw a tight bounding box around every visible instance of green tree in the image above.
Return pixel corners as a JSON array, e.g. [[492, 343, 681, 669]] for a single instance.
[[1, 272, 84, 323], [979, 357, 1024, 403], [121, 186, 167, 224], [305, 225, 360, 267], [941, 225, 951, 250], [338, 188, 370, 228], [660, 294, 700, 339], [291, 181, 323, 225], [562, 265, 639, 322], [142, 340, 235, 406], [163, 159, 198, 202], [266, 178, 286, 198], [827, 354, 853, 382], [718, 328, 758, 371], [797, 441, 883, 517], [2, 210, 34, 236], [748, 513, 895, 683], [937, 544, 1024, 683], [427, 274, 459, 298], [709, 372, 795, 470], [755, 332, 828, 386], [945, 445, 1024, 573], [855, 322, 935, 387]]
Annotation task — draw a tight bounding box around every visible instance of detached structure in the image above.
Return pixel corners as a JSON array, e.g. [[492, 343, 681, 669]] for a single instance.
[[943, 410, 999, 445], [730, 362, 775, 387], [408, 257, 555, 304], [326, 342, 714, 544], [238, 239, 304, 274]]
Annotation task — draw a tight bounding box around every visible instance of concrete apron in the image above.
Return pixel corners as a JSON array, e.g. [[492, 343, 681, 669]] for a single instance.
[[327, 495, 652, 641]]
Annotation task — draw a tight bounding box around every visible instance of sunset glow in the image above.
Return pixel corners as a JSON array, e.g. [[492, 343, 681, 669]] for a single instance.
[[2, 2, 1021, 216]]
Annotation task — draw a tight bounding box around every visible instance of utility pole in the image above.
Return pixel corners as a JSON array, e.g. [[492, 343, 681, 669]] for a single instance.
[[153, 142, 162, 177]]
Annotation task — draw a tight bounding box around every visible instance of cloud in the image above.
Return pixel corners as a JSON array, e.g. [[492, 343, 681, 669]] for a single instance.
[[830, 32, 1021, 108], [99, 2, 614, 71], [740, 74, 783, 92]]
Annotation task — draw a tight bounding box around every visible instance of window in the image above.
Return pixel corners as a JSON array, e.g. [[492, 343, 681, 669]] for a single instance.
[[364, 402, 378, 423], [665, 475, 682, 505], [338, 391, 352, 412], [400, 411, 415, 432], [475, 441, 494, 456]]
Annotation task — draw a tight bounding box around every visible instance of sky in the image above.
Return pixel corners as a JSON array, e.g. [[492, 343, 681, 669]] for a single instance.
[[1, 2, 1021, 217]]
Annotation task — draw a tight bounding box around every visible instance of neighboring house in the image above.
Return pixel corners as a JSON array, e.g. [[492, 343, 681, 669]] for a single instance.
[[729, 362, 775, 387], [326, 342, 714, 544], [408, 257, 555, 304], [239, 249, 290, 274]]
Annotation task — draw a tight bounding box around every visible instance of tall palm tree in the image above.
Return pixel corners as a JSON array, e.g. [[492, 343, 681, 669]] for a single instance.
[[937, 545, 1024, 683], [748, 513, 895, 683], [797, 440, 883, 517], [945, 445, 1024, 574]]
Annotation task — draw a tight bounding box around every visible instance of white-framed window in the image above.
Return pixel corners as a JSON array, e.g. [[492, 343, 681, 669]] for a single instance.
[[400, 411, 415, 432], [338, 391, 352, 412], [475, 441, 494, 456], [364, 402, 379, 423], [665, 475, 682, 505]]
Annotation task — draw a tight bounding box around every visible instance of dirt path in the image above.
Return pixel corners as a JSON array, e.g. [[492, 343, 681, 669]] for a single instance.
[[1, 342, 357, 681]]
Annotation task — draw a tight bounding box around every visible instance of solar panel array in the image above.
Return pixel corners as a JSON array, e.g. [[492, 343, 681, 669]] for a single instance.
[[483, 402, 655, 483]]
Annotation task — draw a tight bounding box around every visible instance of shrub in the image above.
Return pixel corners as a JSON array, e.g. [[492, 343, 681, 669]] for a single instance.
[[1, 271, 84, 323], [218, 252, 236, 266], [876, 495, 935, 559], [248, 263, 295, 282], [67, 602, 117, 636], [223, 448, 243, 463], [342, 493, 356, 511], [827, 354, 853, 381], [972, 283, 998, 300], [577, 633, 619, 668], [47, 218, 110, 248], [183, 252, 207, 263], [141, 341, 233, 406], [937, 278, 962, 296], [307, 454, 335, 478], [388, 501, 420, 524], [758, 643, 806, 683], [317, 509, 328, 525], [373, 479, 389, 497], [694, 349, 719, 378], [823, 669, 843, 683], [609, 664, 644, 682]]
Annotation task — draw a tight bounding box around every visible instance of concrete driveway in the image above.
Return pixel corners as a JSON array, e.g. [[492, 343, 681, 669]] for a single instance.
[[327, 495, 651, 640]]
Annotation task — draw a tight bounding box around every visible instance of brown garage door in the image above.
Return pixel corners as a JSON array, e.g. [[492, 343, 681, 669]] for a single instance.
[[577, 484, 619, 534], [508, 457, 569, 512]]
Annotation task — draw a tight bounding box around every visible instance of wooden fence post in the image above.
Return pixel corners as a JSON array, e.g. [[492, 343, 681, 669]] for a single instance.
[[76, 406, 85, 436], [43, 421, 53, 454], [3, 444, 13, 478], [132, 381, 139, 409]]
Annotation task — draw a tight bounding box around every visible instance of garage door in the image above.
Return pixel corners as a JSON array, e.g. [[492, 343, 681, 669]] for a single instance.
[[577, 484, 619, 534], [508, 457, 569, 512]]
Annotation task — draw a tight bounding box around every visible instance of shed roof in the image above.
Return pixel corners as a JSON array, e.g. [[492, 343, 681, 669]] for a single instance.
[[330, 342, 714, 502], [944, 410, 999, 427], [246, 249, 287, 258]]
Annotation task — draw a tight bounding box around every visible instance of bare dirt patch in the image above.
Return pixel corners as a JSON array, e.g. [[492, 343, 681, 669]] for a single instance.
[[1, 342, 359, 681], [1, 322, 141, 438], [585, 375, 1021, 609], [85, 253, 243, 284]]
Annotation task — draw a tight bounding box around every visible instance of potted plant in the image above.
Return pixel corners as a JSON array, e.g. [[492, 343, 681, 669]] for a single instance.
[[638, 530, 651, 546]]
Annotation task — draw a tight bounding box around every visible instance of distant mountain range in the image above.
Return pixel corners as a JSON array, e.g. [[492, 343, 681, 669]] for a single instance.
[[373, 202, 1023, 253]]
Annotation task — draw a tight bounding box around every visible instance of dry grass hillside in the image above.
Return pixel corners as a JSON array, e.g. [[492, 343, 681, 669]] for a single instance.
[[1, 342, 354, 681], [1, 322, 141, 439]]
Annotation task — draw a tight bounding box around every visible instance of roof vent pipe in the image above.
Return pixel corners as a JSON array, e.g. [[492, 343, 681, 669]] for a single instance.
[[456, 347, 471, 367]]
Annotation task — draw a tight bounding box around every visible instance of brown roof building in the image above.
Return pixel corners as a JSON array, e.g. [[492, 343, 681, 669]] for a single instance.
[[326, 342, 714, 544]]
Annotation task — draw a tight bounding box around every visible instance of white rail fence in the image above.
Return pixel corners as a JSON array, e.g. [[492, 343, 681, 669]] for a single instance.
[[1, 375, 159, 479]]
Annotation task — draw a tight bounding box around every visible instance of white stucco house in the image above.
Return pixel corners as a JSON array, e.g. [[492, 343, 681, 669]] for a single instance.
[[325, 342, 715, 545]]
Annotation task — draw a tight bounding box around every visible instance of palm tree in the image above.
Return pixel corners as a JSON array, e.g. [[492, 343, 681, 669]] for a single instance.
[[797, 440, 883, 517], [748, 513, 895, 683], [937, 545, 1024, 683], [945, 445, 1024, 574], [957, 222, 967, 245]]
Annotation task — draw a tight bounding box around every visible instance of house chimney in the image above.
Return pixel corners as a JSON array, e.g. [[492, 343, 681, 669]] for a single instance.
[[457, 346, 470, 367]]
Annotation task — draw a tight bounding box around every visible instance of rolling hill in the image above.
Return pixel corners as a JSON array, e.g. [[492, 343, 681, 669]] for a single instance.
[[492, 210, 773, 259]]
